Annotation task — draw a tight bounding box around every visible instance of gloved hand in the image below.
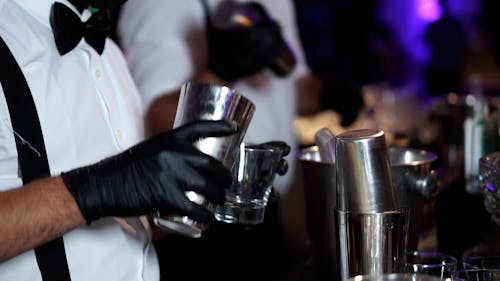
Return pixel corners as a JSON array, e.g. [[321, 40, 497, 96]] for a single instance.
[[206, 2, 284, 82], [250, 141, 290, 176], [61, 120, 237, 224]]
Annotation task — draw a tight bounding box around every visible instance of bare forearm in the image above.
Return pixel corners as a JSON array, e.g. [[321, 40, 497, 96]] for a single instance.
[[296, 73, 323, 115], [0, 176, 85, 261], [147, 92, 179, 134]]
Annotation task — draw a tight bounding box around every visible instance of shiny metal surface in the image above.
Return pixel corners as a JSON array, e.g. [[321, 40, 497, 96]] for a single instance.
[[336, 129, 398, 213], [389, 147, 438, 251], [314, 127, 336, 164], [153, 192, 213, 238], [389, 147, 438, 200], [155, 82, 255, 238], [299, 146, 437, 257], [336, 209, 409, 280], [298, 146, 339, 281], [174, 82, 256, 168]]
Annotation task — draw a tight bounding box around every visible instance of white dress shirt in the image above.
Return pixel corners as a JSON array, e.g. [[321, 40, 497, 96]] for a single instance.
[[0, 0, 159, 280], [118, 0, 309, 194]]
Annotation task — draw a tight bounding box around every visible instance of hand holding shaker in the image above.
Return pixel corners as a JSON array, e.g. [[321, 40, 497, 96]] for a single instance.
[[153, 82, 255, 238]]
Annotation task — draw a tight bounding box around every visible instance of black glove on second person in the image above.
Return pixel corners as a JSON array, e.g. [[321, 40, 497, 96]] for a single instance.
[[61, 120, 237, 224], [250, 141, 290, 176], [248, 141, 291, 206], [206, 2, 284, 82]]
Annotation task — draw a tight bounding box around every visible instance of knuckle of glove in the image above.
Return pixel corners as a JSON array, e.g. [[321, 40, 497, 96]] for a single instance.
[[277, 159, 289, 176]]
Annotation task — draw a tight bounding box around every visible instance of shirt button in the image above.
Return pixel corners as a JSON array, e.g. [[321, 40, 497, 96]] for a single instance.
[[95, 69, 102, 78], [117, 129, 123, 140]]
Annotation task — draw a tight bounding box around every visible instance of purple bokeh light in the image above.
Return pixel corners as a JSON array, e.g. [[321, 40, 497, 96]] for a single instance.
[[487, 182, 495, 192], [416, 0, 442, 22]]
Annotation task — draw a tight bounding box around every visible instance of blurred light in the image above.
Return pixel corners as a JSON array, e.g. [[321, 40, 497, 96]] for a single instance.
[[447, 93, 459, 104], [354, 275, 364, 281], [487, 182, 495, 192], [416, 0, 442, 22]]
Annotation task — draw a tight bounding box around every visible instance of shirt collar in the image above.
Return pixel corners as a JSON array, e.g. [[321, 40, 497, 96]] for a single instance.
[[14, 0, 91, 27]]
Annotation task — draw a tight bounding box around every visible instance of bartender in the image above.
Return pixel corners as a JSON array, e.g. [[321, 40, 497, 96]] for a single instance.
[[0, 0, 237, 280], [117, 2, 313, 279]]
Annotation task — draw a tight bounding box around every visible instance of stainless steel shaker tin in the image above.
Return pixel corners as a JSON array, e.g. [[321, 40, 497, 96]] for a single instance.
[[174, 82, 256, 169], [154, 82, 256, 238], [153, 192, 213, 238], [336, 208, 410, 280], [335, 129, 398, 213]]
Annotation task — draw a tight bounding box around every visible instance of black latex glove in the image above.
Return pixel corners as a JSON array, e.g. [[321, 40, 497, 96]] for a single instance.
[[249, 141, 290, 176], [61, 120, 237, 224], [206, 2, 284, 82]]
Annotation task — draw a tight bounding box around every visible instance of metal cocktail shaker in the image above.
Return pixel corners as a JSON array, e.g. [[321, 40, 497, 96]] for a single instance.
[[334, 129, 408, 280], [335, 129, 398, 213], [153, 82, 255, 238]]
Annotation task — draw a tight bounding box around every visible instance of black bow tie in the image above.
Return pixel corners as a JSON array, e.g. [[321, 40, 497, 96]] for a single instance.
[[70, 0, 127, 10], [50, 2, 111, 55]]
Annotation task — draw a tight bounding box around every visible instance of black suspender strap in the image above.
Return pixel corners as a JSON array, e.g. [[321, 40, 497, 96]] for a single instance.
[[200, 0, 212, 28], [0, 36, 72, 281]]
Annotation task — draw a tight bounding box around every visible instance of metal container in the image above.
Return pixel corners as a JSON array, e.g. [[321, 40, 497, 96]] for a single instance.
[[335, 129, 398, 213], [389, 147, 438, 250], [298, 146, 339, 281], [336, 209, 409, 280], [154, 82, 255, 238], [173, 82, 255, 168], [299, 145, 416, 280]]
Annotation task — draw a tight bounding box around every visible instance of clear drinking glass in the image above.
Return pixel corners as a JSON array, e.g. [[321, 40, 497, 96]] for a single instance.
[[452, 269, 500, 281], [214, 143, 283, 224], [347, 273, 444, 281], [403, 251, 458, 279], [463, 256, 500, 270]]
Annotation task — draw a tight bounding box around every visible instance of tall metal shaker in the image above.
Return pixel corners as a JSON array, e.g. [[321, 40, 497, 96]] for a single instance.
[[153, 82, 255, 238], [334, 129, 409, 280]]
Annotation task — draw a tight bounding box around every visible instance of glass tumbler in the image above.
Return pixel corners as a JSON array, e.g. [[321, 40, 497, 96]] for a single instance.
[[347, 273, 444, 281], [403, 251, 458, 279], [463, 256, 500, 270], [452, 269, 500, 281], [214, 143, 283, 224]]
